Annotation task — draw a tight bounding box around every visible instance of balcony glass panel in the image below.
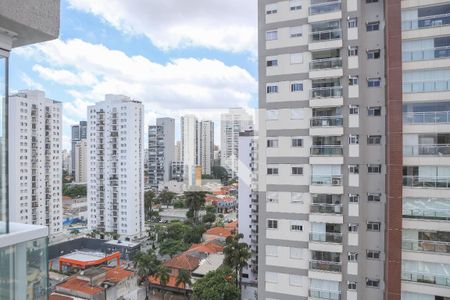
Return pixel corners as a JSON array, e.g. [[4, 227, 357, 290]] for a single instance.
[[310, 116, 343, 128], [310, 232, 343, 243], [403, 46, 450, 62], [402, 13, 450, 31], [310, 57, 343, 70], [309, 0, 341, 16], [311, 175, 342, 186], [404, 144, 450, 156], [309, 289, 341, 300], [0, 53, 7, 234], [402, 272, 450, 287], [402, 260, 450, 287], [403, 176, 450, 188], [403, 239, 450, 254], [403, 111, 450, 124], [310, 260, 341, 272], [403, 197, 450, 220], [311, 20, 341, 42]]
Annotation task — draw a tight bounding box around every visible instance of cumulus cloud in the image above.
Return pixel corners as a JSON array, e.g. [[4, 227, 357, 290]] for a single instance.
[[67, 0, 257, 54], [33, 65, 98, 86], [20, 73, 44, 90]]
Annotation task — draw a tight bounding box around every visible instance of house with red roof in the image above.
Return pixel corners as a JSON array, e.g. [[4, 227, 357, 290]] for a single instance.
[[202, 226, 233, 242]]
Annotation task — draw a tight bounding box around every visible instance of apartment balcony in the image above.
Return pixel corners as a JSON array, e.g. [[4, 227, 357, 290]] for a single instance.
[[403, 239, 450, 254], [310, 232, 342, 244], [309, 260, 341, 273], [403, 46, 450, 69], [310, 86, 343, 108], [310, 203, 342, 214], [402, 13, 450, 40], [310, 175, 343, 194], [309, 57, 343, 79], [309, 29, 342, 51], [403, 144, 450, 165], [403, 176, 450, 189], [403, 208, 450, 221], [310, 116, 344, 137], [402, 271, 450, 288], [309, 289, 341, 300], [404, 111, 450, 125]]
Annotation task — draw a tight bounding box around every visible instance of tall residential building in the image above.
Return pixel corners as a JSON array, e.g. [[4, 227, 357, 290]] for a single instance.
[[199, 120, 214, 175], [400, 2, 450, 299], [257, 1, 394, 299], [148, 118, 175, 189], [87, 95, 145, 239], [181, 114, 199, 186], [238, 130, 258, 286], [175, 141, 182, 162], [0, 0, 60, 298], [9, 90, 63, 237], [74, 139, 87, 183], [220, 108, 253, 179], [62, 149, 70, 172], [71, 120, 87, 176]]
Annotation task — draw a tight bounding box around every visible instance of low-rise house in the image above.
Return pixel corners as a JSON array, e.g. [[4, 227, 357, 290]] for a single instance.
[[203, 227, 233, 242]]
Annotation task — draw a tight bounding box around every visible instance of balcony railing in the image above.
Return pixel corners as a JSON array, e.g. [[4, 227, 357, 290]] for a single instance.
[[402, 13, 450, 31], [403, 144, 450, 156], [310, 232, 343, 243], [311, 86, 343, 99], [310, 29, 342, 42], [310, 116, 343, 127], [309, 0, 341, 16], [403, 46, 450, 62], [310, 203, 343, 214], [402, 239, 450, 254], [403, 176, 450, 189], [403, 111, 450, 124], [311, 175, 342, 186], [311, 145, 343, 156], [309, 289, 341, 300], [402, 271, 450, 287], [310, 57, 342, 70], [310, 260, 341, 272], [403, 208, 450, 221], [403, 80, 450, 93]]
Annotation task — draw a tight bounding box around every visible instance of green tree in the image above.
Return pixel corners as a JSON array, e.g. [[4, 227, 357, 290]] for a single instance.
[[184, 191, 206, 224], [134, 250, 161, 300], [176, 269, 192, 299], [159, 239, 187, 258], [223, 234, 251, 296], [205, 205, 216, 214], [158, 190, 177, 208], [183, 224, 205, 244], [156, 266, 171, 300], [144, 190, 156, 219], [63, 184, 87, 198], [202, 212, 216, 224], [192, 267, 239, 300], [211, 166, 229, 184]]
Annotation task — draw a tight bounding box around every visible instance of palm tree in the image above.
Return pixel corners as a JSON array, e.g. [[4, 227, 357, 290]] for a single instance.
[[134, 250, 161, 300], [184, 191, 206, 224], [156, 266, 171, 300], [223, 233, 251, 297], [176, 269, 192, 299]]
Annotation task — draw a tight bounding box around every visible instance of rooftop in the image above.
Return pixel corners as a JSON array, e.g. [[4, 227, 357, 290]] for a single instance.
[[164, 254, 201, 271], [61, 250, 105, 262], [0, 222, 47, 249], [192, 253, 225, 277], [204, 227, 232, 239], [186, 240, 224, 255]]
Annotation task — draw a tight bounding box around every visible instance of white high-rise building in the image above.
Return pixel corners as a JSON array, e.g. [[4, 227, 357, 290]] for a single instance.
[[181, 114, 199, 186], [199, 120, 214, 175], [221, 108, 253, 179], [87, 94, 145, 239], [74, 139, 87, 183], [8, 90, 63, 237]]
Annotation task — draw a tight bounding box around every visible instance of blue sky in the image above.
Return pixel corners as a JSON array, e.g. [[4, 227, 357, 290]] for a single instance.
[[10, 0, 258, 148]]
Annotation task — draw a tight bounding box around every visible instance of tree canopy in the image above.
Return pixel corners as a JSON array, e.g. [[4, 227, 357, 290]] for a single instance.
[[192, 267, 239, 300]]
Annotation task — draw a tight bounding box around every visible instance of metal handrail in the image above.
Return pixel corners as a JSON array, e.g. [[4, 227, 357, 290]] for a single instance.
[[403, 176, 450, 189], [402, 271, 450, 287], [403, 144, 450, 156], [311, 175, 342, 186], [403, 45, 450, 62], [403, 111, 450, 124], [402, 239, 450, 254], [402, 12, 450, 31], [310, 232, 343, 243]]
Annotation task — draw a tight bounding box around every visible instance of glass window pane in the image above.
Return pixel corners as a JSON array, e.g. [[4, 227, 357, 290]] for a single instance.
[[0, 54, 7, 234]]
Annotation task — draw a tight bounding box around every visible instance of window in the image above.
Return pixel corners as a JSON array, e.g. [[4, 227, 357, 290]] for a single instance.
[[366, 279, 380, 288], [267, 168, 279, 175], [349, 135, 359, 144], [368, 164, 382, 174], [348, 18, 358, 28], [289, 275, 302, 286], [367, 222, 381, 231], [366, 21, 380, 32], [266, 245, 278, 256], [290, 247, 303, 259], [292, 137, 303, 147], [349, 105, 359, 115], [290, 26, 303, 38], [349, 194, 359, 203], [348, 46, 358, 56], [290, 0, 302, 11], [266, 30, 278, 41], [366, 0, 379, 3], [266, 272, 278, 283], [348, 252, 358, 261], [349, 165, 359, 174], [348, 281, 357, 290], [267, 219, 278, 229], [291, 192, 303, 203], [367, 49, 381, 59], [267, 110, 279, 120], [267, 139, 279, 148], [368, 78, 381, 87], [291, 108, 304, 119], [348, 223, 359, 232], [290, 221, 303, 231], [291, 167, 303, 175], [367, 135, 382, 145], [266, 4, 277, 14], [291, 82, 303, 92], [267, 192, 279, 203], [368, 106, 381, 116], [368, 193, 381, 202], [266, 85, 278, 94], [267, 58, 278, 67], [349, 76, 359, 85], [290, 53, 303, 64], [367, 250, 380, 259]]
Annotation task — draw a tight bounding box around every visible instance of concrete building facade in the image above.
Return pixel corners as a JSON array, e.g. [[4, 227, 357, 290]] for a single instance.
[[74, 139, 87, 183], [71, 121, 87, 176], [87, 95, 145, 240], [199, 120, 215, 175]]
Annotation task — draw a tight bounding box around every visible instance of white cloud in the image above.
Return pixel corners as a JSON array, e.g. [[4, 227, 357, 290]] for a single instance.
[[33, 65, 98, 86], [20, 73, 43, 90], [67, 0, 257, 54]]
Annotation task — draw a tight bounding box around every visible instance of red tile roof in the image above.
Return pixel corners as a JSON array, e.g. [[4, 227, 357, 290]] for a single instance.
[[163, 254, 201, 271], [57, 277, 103, 296], [49, 294, 74, 300], [205, 227, 232, 238], [224, 220, 238, 230], [104, 267, 134, 282], [186, 241, 224, 254], [148, 274, 189, 290]]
